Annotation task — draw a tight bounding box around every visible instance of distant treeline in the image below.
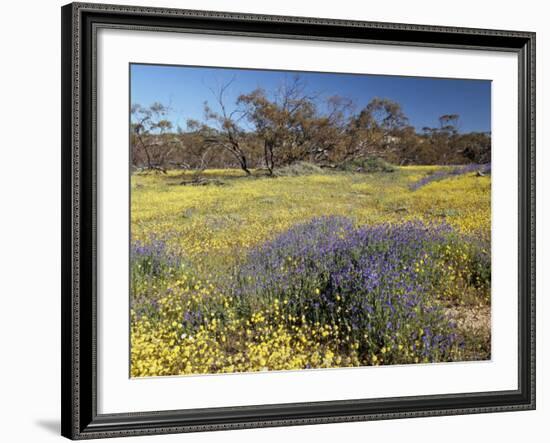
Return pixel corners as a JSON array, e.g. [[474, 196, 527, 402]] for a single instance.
[[131, 76, 490, 174]]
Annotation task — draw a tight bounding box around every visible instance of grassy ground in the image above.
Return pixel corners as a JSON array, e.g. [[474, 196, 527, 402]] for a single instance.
[[130, 166, 491, 377], [131, 167, 490, 267]]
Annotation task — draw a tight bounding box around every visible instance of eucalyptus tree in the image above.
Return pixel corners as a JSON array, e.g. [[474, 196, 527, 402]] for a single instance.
[[343, 97, 409, 160], [238, 75, 321, 174]]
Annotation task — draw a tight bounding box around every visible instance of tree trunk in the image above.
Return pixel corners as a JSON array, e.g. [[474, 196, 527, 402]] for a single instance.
[[264, 140, 274, 175], [240, 155, 251, 176]]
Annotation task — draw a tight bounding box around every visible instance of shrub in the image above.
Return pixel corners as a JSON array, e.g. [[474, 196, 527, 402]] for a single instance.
[[338, 157, 396, 173], [273, 161, 324, 176]]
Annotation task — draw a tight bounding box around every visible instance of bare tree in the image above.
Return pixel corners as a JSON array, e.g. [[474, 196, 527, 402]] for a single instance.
[[131, 102, 176, 172], [202, 79, 252, 175]]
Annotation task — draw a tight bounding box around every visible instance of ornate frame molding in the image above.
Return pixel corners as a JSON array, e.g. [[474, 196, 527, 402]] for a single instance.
[[61, 2, 535, 439]]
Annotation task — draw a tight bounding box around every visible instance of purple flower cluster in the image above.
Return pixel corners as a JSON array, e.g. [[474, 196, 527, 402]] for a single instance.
[[131, 238, 182, 277], [130, 238, 183, 316], [234, 217, 464, 360], [410, 163, 491, 191]]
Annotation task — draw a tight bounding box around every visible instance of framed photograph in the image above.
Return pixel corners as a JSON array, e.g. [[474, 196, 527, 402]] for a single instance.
[[61, 2, 535, 439]]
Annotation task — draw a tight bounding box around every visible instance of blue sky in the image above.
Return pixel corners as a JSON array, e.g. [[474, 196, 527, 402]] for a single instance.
[[130, 63, 491, 133]]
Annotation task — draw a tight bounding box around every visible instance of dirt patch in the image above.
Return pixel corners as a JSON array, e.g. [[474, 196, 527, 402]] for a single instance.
[[447, 305, 491, 361]]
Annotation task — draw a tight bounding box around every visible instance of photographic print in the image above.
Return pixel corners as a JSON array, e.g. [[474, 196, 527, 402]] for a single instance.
[[129, 64, 491, 378]]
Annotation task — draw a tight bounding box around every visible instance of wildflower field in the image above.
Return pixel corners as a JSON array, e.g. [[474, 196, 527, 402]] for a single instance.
[[130, 165, 491, 377]]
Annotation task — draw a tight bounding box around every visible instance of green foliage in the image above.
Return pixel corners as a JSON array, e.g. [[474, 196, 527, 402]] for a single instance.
[[273, 161, 325, 176], [339, 157, 396, 173]]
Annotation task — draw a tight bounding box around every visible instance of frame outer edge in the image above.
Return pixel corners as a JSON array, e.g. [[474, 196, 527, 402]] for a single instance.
[[61, 3, 74, 439], [528, 32, 536, 410], [61, 2, 537, 439], [70, 1, 534, 38], [62, 2, 83, 439]]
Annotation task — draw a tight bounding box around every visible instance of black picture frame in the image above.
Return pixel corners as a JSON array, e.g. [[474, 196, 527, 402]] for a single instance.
[[61, 2, 536, 439]]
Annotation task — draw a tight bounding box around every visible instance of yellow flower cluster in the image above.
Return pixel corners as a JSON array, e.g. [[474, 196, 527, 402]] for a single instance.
[[132, 168, 489, 266], [130, 281, 365, 377], [130, 273, 456, 376]]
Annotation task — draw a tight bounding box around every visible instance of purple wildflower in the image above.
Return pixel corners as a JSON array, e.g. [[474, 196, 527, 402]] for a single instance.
[[410, 163, 491, 191]]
